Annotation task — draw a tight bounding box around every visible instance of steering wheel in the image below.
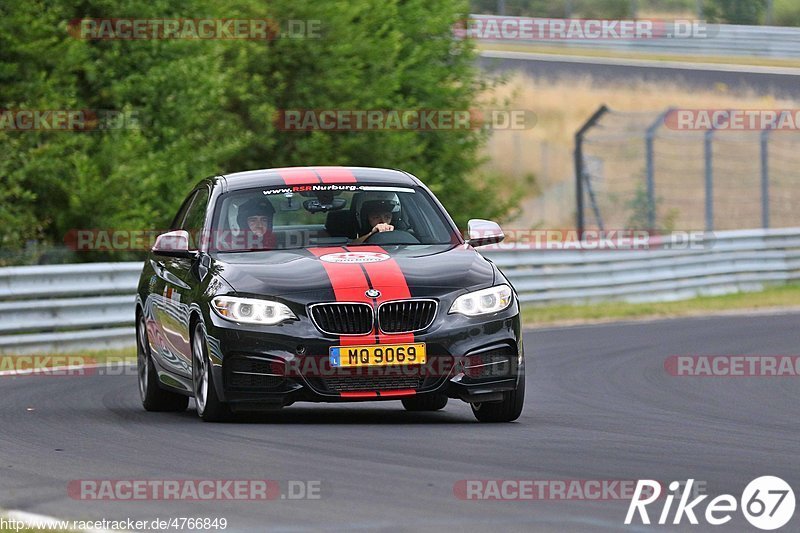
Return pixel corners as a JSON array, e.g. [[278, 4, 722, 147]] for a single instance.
[[364, 229, 420, 245]]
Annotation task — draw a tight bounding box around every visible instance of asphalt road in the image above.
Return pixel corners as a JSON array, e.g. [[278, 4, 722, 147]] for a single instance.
[[479, 51, 800, 98], [1, 313, 799, 532]]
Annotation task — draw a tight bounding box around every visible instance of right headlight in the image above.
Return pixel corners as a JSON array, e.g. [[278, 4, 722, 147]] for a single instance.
[[449, 284, 513, 316], [211, 296, 296, 325]]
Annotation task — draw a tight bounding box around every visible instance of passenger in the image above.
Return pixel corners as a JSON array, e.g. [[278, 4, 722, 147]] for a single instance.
[[236, 197, 276, 250]]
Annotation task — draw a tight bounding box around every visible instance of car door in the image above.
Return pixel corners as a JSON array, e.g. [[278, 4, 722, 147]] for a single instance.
[[148, 191, 196, 378], [157, 186, 211, 377]]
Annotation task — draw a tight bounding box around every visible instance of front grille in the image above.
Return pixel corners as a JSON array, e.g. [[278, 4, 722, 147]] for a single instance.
[[321, 375, 424, 393], [225, 357, 284, 390], [378, 300, 437, 333], [310, 303, 373, 335]]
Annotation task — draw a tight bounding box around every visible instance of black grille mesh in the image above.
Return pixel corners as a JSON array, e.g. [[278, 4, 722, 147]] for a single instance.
[[311, 303, 373, 335], [464, 350, 514, 379], [225, 357, 284, 390], [378, 300, 436, 333], [321, 375, 424, 393]]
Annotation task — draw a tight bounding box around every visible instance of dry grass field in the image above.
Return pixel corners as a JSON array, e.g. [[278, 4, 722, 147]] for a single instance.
[[483, 73, 800, 230]]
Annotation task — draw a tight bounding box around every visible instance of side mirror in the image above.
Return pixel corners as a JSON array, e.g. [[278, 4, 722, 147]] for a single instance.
[[466, 219, 505, 247], [152, 230, 194, 257]]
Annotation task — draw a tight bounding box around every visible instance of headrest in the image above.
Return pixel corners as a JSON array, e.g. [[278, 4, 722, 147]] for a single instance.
[[325, 210, 357, 239]]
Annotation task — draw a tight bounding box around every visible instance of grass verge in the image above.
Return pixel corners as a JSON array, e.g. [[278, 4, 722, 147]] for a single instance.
[[522, 283, 800, 327]]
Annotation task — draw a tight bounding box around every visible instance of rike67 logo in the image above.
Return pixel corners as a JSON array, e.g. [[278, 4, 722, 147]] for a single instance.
[[626, 477, 795, 530]]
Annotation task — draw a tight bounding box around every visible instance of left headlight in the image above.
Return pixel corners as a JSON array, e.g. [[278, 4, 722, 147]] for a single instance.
[[449, 284, 513, 316], [211, 296, 297, 325]]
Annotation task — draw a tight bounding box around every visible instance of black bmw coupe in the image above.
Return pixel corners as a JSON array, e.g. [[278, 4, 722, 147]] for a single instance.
[[135, 167, 525, 422]]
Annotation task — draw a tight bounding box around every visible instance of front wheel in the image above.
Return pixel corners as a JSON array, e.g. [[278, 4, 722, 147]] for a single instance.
[[471, 368, 525, 423], [137, 314, 188, 412], [192, 322, 231, 422]]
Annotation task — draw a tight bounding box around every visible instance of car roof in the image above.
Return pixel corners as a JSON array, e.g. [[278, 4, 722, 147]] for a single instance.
[[218, 166, 421, 192]]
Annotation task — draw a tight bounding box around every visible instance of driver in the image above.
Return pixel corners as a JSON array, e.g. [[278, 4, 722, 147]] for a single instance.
[[353, 193, 399, 243], [236, 197, 276, 250]]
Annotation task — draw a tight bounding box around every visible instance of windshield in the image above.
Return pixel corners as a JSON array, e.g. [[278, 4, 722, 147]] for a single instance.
[[210, 183, 458, 252]]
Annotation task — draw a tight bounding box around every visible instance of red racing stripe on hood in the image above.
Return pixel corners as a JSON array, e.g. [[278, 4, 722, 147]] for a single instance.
[[309, 247, 376, 346], [348, 245, 415, 344]]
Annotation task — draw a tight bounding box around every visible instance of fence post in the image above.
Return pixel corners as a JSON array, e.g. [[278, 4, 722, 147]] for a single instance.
[[645, 108, 673, 230], [760, 126, 771, 228], [574, 105, 609, 236], [704, 127, 714, 231]]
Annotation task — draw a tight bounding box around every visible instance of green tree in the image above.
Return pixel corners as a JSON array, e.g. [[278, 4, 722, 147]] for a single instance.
[[1, 0, 512, 263], [703, 0, 767, 24], [774, 0, 800, 26]]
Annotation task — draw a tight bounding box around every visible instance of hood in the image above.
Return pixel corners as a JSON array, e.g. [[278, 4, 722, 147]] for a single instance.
[[213, 244, 495, 301]]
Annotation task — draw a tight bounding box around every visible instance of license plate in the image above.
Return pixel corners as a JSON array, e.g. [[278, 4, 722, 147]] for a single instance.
[[329, 343, 426, 367]]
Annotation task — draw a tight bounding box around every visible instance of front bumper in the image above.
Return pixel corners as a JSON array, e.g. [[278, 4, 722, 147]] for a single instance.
[[203, 303, 524, 410]]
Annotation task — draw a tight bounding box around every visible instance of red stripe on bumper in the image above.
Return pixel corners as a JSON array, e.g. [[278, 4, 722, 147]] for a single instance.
[[340, 391, 378, 398], [314, 167, 357, 183], [378, 389, 416, 397]]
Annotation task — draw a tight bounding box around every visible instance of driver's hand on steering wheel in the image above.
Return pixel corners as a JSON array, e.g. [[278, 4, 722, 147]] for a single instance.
[[353, 222, 394, 243], [371, 223, 394, 234]]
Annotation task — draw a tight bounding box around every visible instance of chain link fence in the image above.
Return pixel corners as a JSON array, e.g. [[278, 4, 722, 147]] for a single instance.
[[575, 105, 800, 232]]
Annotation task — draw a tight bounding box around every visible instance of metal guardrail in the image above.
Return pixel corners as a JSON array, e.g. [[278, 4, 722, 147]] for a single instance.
[[1, 228, 798, 354], [471, 15, 800, 59], [0, 263, 141, 354]]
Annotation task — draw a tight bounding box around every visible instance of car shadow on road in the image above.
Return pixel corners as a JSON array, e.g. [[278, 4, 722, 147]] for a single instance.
[[171, 402, 488, 425]]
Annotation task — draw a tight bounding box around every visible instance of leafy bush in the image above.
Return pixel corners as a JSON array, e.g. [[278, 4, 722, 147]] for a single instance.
[[703, 0, 767, 25], [774, 0, 800, 26], [0, 0, 513, 263]]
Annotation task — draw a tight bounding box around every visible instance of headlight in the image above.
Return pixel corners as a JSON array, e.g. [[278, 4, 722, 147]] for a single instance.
[[211, 296, 297, 325], [449, 284, 513, 316]]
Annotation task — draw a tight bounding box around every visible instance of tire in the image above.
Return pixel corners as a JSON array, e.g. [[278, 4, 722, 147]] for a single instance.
[[192, 321, 231, 422], [401, 394, 448, 411], [137, 314, 189, 412], [471, 366, 525, 423]]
